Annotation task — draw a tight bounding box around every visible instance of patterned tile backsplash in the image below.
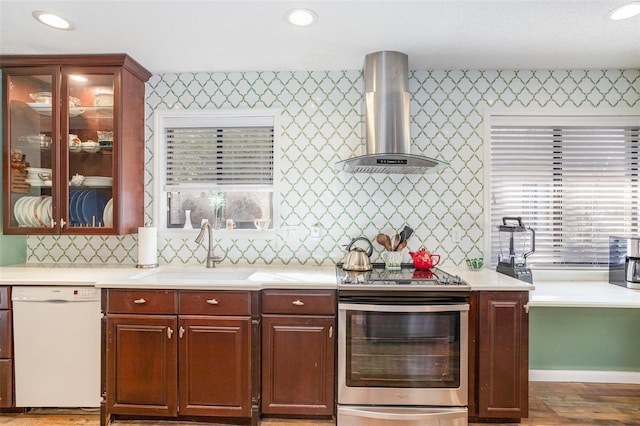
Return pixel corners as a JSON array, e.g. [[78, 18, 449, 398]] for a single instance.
[[28, 69, 640, 267]]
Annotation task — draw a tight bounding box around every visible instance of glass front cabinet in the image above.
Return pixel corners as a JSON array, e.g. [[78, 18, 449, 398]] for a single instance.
[[1, 55, 151, 235]]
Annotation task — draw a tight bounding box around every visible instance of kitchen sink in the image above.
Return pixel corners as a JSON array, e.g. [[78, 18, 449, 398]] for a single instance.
[[129, 268, 257, 284]]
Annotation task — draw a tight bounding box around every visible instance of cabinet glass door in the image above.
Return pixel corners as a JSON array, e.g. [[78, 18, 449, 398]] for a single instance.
[[63, 70, 115, 231], [4, 69, 58, 233]]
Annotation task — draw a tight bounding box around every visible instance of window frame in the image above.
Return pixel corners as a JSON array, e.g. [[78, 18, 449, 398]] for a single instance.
[[483, 107, 640, 270], [153, 108, 281, 237]]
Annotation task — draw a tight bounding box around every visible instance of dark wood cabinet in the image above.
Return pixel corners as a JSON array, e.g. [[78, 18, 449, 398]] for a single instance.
[[469, 291, 529, 421], [261, 290, 336, 417], [0, 287, 12, 408], [0, 54, 151, 235], [107, 314, 178, 416], [178, 316, 251, 417], [104, 289, 253, 424]]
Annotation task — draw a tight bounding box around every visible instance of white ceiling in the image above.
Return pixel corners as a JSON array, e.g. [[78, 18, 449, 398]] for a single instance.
[[1, 0, 639, 74]]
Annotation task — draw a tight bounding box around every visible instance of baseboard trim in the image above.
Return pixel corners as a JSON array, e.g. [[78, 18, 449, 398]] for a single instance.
[[530, 369, 640, 384]]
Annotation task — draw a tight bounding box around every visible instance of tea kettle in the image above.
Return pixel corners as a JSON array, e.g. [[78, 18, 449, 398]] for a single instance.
[[409, 248, 441, 270], [342, 237, 373, 271]]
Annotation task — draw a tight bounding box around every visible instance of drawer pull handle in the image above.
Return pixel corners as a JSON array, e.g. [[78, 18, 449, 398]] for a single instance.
[[206, 299, 219, 305], [133, 298, 146, 304], [292, 300, 305, 306], [329, 326, 333, 339], [167, 327, 174, 339]]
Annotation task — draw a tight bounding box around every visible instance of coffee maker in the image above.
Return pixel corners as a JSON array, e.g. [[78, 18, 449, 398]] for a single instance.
[[496, 217, 535, 283], [609, 236, 640, 289]]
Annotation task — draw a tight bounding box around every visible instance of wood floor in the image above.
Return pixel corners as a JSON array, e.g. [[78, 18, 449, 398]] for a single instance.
[[1, 382, 639, 425]]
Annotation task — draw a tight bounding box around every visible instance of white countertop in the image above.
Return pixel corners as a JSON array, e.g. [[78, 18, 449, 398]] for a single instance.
[[0, 263, 532, 291], [527, 269, 640, 309]]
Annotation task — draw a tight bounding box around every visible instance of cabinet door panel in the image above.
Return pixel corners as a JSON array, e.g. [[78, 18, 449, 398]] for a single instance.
[[179, 316, 251, 417], [0, 359, 12, 407], [0, 310, 11, 359], [107, 315, 178, 416], [477, 291, 529, 419], [261, 315, 335, 416], [2, 68, 59, 235]]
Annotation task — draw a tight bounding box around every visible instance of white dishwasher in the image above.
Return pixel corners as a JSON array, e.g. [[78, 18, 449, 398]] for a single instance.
[[12, 286, 102, 407]]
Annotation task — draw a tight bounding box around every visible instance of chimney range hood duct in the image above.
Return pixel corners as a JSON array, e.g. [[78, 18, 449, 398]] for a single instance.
[[336, 51, 448, 174]]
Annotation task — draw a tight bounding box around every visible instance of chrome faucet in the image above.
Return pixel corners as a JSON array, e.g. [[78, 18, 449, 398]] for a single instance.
[[195, 221, 226, 268]]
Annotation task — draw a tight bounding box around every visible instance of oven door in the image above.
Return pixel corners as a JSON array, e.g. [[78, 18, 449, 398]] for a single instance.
[[338, 302, 468, 407]]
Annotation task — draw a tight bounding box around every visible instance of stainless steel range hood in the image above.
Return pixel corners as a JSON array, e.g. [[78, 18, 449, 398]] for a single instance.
[[335, 51, 448, 174]]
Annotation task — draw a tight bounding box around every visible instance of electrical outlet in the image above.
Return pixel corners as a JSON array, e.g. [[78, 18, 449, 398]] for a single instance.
[[281, 226, 299, 241], [310, 224, 321, 240]]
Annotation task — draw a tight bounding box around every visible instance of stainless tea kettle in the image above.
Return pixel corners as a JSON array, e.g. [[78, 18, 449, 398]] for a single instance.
[[342, 237, 373, 271]]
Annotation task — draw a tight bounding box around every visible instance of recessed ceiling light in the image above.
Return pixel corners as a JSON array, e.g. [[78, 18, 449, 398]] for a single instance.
[[285, 8, 317, 27], [608, 2, 640, 20], [32, 10, 74, 30]]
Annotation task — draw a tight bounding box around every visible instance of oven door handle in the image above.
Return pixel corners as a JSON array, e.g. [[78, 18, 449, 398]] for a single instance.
[[338, 303, 469, 313], [338, 406, 468, 421]]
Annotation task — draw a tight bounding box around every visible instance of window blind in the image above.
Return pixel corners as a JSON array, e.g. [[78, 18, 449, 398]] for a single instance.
[[165, 126, 274, 189], [489, 116, 640, 268]]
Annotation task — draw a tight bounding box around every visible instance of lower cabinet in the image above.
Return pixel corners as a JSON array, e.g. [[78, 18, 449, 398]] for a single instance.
[[261, 290, 336, 417], [105, 289, 253, 423], [0, 286, 13, 408], [469, 291, 529, 421]]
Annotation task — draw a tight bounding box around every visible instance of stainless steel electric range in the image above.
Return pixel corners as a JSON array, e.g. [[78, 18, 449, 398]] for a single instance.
[[336, 263, 470, 426]]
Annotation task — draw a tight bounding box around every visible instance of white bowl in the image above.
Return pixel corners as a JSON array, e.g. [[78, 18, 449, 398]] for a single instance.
[[81, 141, 100, 153], [29, 92, 52, 104]]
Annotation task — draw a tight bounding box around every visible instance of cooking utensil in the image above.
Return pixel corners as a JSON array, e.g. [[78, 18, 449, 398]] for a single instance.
[[392, 233, 401, 251], [376, 233, 392, 251], [395, 240, 407, 251], [401, 225, 414, 241], [342, 237, 374, 271]]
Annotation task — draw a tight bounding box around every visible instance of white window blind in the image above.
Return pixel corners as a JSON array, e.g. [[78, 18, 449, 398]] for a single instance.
[[489, 114, 640, 268], [165, 126, 274, 189]]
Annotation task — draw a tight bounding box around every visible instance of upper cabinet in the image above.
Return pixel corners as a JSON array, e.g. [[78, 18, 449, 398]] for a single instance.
[[0, 54, 151, 235]]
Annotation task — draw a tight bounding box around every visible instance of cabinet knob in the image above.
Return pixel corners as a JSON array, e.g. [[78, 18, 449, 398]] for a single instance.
[[59, 218, 66, 228], [206, 299, 219, 305], [329, 326, 333, 338], [167, 327, 174, 339], [179, 326, 185, 338], [292, 299, 305, 306], [133, 298, 146, 304]]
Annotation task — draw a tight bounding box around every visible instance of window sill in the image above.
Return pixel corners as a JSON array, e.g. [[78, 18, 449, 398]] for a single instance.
[[159, 228, 277, 240]]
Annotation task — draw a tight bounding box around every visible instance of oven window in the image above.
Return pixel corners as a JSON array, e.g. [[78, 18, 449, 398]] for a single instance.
[[345, 310, 460, 388]]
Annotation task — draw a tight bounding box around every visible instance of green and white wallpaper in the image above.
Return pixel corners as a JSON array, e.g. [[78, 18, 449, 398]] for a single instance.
[[27, 69, 640, 266]]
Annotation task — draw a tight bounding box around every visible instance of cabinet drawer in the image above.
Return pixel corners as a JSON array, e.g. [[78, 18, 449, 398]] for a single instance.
[[261, 290, 336, 315], [107, 289, 177, 314], [179, 291, 251, 315], [0, 287, 9, 310]]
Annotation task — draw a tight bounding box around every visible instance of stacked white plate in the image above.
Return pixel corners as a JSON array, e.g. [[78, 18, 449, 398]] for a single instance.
[[13, 196, 52, 227], [103, 198, 114, 227], [83, 176, 113, 187]]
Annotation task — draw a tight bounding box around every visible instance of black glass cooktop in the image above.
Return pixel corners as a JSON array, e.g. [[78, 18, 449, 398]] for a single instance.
[[336, 263, 469, 290]]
